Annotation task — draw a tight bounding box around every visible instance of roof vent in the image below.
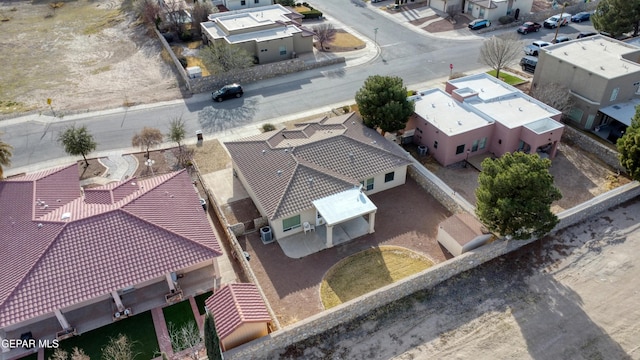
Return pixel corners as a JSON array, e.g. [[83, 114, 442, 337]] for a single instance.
[[37, 223, 43, 228], [600, 66, 605, 70], [431, 103, 435, 108], [481, 88, 485, 92], [57, 199, 61, 202], [519, 107, 523, 111], [284, 148, 288, 152], [457, 120, 462, 125], [131, 182, 136, 186], [61, 212, 71, 220], [308, 177, 313, 184], [349, 152, 354, 159], [262, 149, 266, 154], [277, 170, 283, 176]]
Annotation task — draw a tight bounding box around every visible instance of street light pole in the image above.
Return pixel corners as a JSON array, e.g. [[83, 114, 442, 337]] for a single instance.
[[374, 27, 378, 46]]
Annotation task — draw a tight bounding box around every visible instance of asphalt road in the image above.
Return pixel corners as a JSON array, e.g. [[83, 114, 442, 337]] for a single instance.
[[2, 5, 597, 170]]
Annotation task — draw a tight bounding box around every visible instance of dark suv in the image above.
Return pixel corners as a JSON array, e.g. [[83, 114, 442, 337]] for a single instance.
[[212, 84, 243, 102]]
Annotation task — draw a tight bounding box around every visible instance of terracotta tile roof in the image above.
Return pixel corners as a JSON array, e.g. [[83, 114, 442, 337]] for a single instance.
[[0, 165, 221, 328], [225, 113, 411, 220], [439, 213, 489, 246], [205, 283, 270, 340]]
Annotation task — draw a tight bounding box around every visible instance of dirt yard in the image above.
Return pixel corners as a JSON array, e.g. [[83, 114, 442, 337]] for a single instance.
[[270, 199, 640, 359], [0, 0, 181, 116]]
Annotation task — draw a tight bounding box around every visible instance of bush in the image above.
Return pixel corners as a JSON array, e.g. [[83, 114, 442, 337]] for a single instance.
[[449, 72, 467, 80], [178, 57, 188, 68], [179, 31, 193, 41], [262, 123, 276, 132], [498, 16, 515, 25], [276, 0, 296, 6], [300, 9, 322, 19], [342, 105, 350, 113], [302, 2, 309, 7], [407, 90, 417, 96]]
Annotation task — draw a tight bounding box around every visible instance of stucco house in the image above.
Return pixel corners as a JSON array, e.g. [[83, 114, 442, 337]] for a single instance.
[[201, 4, 314, 64], [533, 35, 640, 142], [225, 112, 412, 251], [405, 73, 564, 167], [0, 165, 222, 360], [463, 0, 532, 21], [205, 283, 270, 351], [437, 213, 492, 256]]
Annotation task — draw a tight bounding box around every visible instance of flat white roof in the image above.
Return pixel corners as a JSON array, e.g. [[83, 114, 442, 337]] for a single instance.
[[448, 74, 514, 101], [599, 98, 640, 126], [413, 88, 492, 135], [468, 93, 561, 129], [313, 188, 377, 226], [524, 118, 564, 134], [218, 13, 275, 32], [544, 35, 640, 78], [207, 4, 294, 23], [227, 24, 300, 43]]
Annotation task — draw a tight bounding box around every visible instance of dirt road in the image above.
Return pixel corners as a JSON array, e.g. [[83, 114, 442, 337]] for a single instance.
[[273, 200, 640, 359]]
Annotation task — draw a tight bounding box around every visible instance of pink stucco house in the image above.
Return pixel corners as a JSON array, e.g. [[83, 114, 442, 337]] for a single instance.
[[0, 165, 222, 360], [405, 73, 564, 167]]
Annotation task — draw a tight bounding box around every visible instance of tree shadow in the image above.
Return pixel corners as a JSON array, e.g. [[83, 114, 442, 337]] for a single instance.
[[197, 97, 259, 134]]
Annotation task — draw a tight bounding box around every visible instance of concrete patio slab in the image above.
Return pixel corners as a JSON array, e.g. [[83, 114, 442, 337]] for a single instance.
[[201, 168, 250, 205]]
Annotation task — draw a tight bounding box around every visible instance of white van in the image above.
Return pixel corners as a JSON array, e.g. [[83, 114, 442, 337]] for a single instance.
[[544, 13, 572, 28]]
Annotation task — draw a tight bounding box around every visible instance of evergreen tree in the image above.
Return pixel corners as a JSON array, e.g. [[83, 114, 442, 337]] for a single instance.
[[204, 313, 222, 360], [355, 75, 414, 134]]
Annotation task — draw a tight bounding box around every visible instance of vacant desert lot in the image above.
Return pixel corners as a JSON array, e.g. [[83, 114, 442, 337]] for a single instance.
[[0, 0, 181, 115]]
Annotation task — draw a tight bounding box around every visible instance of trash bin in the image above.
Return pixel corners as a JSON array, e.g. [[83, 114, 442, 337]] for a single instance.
[[260, 226, 272, 243], [418, 145, 428, 156], [196, 130, 203, 141]]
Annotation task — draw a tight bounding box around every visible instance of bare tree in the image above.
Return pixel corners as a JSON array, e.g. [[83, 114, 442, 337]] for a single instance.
[[135, 0, 162, 29], [102, 334, 140, 360], [167, 321, 202, 360], [313, 23, 337, 51], [162, 0, 186, 33], [200, 41, 254, 74], [191, 1, 216, 36], [530, 83, 574, 116], [132, 127, 164, 158], [478, 34, 522, 80]]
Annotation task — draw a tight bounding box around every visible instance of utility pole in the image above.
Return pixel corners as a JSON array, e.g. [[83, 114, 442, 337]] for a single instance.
[[374, 28, 378, 46], [553, 2, 568, 43]]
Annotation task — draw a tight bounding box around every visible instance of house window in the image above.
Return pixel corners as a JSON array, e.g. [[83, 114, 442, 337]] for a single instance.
[[254, 0, 259, 3], [282, 215, 301, 232], [241, 0, 246, 4], [471, 139, 479, 152], [279, 46, 287, 55], [467, 2, 472, 12], [360, 178, 374, 191], [568, 108, 584, 123], [479, 8, 485, 17], [384, 171, 395, 183], [433, 140, 438, 149], [456, 144, 465, 155], [610, 87, 619, 102], [479, 137, 487, 150]]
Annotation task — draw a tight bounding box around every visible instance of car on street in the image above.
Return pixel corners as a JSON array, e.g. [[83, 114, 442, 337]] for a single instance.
[[571, 12, 591, 22], [517, 22, 541, 34], [576, 31, 597, 39], [468, 19, 491, 30], [524, 41, 551, 56], [212, 83, 244, 102], [520, 56, 538, 73], [551, 35, 570, 44], [544, 13, 572, 28]]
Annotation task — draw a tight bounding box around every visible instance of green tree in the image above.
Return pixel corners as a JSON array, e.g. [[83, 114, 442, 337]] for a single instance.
[[355, 75, 415, 134], [478, 34, 522, 80], [204, 313, 222, 360], [475, 152, 562, 240], [57, 125, 98, 168], [593, 0, 640, 38], [167, 116, 186, 149], [200, 42, 254, 75], [132, 127, 163, 158], [0, 135, 13, 180], [617, 107, 640, 180]]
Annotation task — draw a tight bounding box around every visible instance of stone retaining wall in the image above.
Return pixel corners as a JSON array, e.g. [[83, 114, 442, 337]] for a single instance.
[[223, 175, 639, 359], [408, 165, 462, 214], [562, 126, 624, 173]]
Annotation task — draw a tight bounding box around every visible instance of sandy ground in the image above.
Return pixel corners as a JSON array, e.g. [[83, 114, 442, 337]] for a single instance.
[[0, 0, 181, 115], [271, 199, 640, 359]]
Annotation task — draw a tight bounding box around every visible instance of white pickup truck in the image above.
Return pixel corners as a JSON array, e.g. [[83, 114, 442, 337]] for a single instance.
[[524, 41, 551, 56]]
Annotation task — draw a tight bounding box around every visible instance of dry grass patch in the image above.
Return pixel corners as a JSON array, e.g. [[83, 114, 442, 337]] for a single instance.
[[191, 139, 230, 174], [185, 56, 210, 76], [321, 246, 433, 309], [322, 30, 366, 51], [293, 6, 311, 12]]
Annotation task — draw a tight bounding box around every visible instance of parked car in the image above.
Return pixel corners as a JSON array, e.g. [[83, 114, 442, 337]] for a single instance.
[[517, 22, 541, 34], [468, 19, 491, 30], [571, 12, 591, 22], [544, 13, 572, 28], [524, 41, 551, 56], [576, 31, 598, 39], [211, 83, 244, 102], [520, 56, 538, 73], [551, 35, 570, 44]]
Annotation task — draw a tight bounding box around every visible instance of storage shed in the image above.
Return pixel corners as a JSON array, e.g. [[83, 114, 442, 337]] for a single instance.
[[437, 213, 492, 257], [205, 283, 271, 351]]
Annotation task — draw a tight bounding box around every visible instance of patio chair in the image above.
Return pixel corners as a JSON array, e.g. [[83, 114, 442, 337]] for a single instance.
[[303, 221, 315, 234]]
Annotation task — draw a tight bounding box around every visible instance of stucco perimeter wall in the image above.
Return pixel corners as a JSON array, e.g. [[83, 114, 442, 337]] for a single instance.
[[153, 29, 345, 94], [223, 179, 640, 360], [187, 57, 346, 94], [407, 164, 464, 214], [562, 126, 625, 173]]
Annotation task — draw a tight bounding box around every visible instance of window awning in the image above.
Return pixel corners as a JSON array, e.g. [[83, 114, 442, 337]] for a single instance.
[[599, 98, 640, 126], [312, 188, 377, 226]]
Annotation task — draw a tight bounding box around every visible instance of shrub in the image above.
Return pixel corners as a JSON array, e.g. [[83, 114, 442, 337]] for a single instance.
[[262, 123, 276, 132], [276, 0, 295, 6], [300, 9, 322, 19], [498, 16, 515, 25], [342, 105, 350, 113], [302, 2, 309, 7], [179, 31, 193, 41], [178, 57, 188, 68], [407, 90, 417, 96], [449, 72, 467, 80]]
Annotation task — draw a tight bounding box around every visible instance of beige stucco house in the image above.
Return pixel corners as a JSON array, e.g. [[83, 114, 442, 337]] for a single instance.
[[463, 0, 532, 21], [533, 35, 640, 141], [200, 4, 314, 64], [225, 112, 411, 251]]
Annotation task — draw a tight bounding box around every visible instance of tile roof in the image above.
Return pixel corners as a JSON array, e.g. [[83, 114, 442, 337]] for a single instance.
[[0, 165, 221, 328], [225, 113, 411, 220], [205, 283, 270, 340]]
